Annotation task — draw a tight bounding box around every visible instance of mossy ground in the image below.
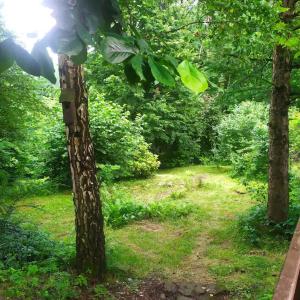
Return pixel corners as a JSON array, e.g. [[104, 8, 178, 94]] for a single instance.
[[14, 165, 288, 299]]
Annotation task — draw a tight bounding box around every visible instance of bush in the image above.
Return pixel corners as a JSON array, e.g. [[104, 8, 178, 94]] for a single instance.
[[42, 120, 71, 188], [239, 172, 300, 245], [86, 53, 216, 168], [0, 219, 80, 299], [1, 178, 57, 202], [0, 140, 24, 187], [214, 101, 269, 181], [90, 95, 160, 179], [101, 185, 196, 228], [0, 219, 73, 268], [290, 110, 300, 161], [43, 97, 160, 186], [239, 202, 300, 245]]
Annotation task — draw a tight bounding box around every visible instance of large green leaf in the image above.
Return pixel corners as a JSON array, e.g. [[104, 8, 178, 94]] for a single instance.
[[31, 42, 56, 84], [101, 36, 138, 64], [0, 39, 14, 73], [177, 60, 208, 94], [148, 57, 175, 87], [12, 42, 41, 76], [130, 54, 145, 80], [124, 64, 140, 85]]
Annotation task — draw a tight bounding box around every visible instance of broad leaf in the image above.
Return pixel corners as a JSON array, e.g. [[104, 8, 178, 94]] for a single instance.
[[12, 42, 41, 76], [44, 27, 84, 57], [137, 39, 150, 52], [148, 57, 175, 87], [0, 39, 14, 73], [76, 21, 93, 45], [177, 60, 208, 94], [164, 55, 179, 70], [101, 36, 138, 64], [124, 64, 140, 85], [130, 54, 145, 80], [71, 46, 88, 65], [58, 36, 84, 57], [31, 42, 56, 84]]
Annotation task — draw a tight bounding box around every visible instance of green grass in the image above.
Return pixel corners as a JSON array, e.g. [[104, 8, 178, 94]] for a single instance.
[[14, 165, 288, 299]]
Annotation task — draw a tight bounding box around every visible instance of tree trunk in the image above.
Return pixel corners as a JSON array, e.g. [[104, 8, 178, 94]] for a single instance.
[[58, 55, 106, 277], [267, 44, 291, 223], [267, 0, 296, 223]]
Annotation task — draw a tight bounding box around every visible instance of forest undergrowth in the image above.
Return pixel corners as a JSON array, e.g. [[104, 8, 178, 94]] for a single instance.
[[0, 165, 290, 300]]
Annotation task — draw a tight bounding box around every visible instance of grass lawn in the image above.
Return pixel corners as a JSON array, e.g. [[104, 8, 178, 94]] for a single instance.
[[14, 165, 289, 299]]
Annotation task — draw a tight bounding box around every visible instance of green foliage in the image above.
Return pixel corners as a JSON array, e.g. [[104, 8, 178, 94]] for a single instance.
[[148, 56, 175, 87], [0, 179, 57, 206], [0, 140, 24, 187], [43, 121, 71, 188], [0, 219, 73, 268], [177, 60, 208, 94], [90, 95, 160, 179], [214, 101, 269, 181], [0, 44, 53, 201], [101, 33, 207, 91], [43, 96, 159, 186], [0, 264, 85, 300], [239, 202, 300, 245], [101, 35, 138, 64], [290, 110, 300, 161], [102, 185, 196, 228], [0, 218, 85, 299], [86, 52, 209, 167], [239, 171, 300, 245]]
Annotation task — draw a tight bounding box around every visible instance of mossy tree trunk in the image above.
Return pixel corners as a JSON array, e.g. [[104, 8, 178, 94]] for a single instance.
[[58, 55, 106, 277]]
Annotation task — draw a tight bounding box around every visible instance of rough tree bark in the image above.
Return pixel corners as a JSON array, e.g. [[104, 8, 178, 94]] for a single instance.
[[267, 0, 295, 223], [268, 45, 291, 222], [58, 55, 106, 277]]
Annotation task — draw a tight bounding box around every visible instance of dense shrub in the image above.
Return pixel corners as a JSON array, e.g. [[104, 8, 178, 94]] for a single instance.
[[239, 202, 300, 245], [136, 93, 206, 168], [0, 219, 73, 268], [43, 97, 160, 186], [90, 96, 160, 179], [0, 58, 51, 195], [0, 218, 80, 299], [214, 101, 269, 181], [86, 54, 214, 168], [43, 121, 71, 188], [0, 140, 24, 187], [239, 171, 300, 245], [290, 110, 300, 161]]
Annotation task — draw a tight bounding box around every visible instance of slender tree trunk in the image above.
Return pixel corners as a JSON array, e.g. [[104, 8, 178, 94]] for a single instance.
[[58, 55, 106, 277], [268, 44, 290, 223]]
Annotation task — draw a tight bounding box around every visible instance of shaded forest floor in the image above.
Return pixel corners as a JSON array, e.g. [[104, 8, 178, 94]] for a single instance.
[[12, 166, 288, 299]]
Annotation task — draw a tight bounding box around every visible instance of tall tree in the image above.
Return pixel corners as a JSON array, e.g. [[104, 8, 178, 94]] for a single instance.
[[267, 0, 296, 222], [58, 55, 106, 276], [0, 0, 207, 277], [197, 0, 297, 222]]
